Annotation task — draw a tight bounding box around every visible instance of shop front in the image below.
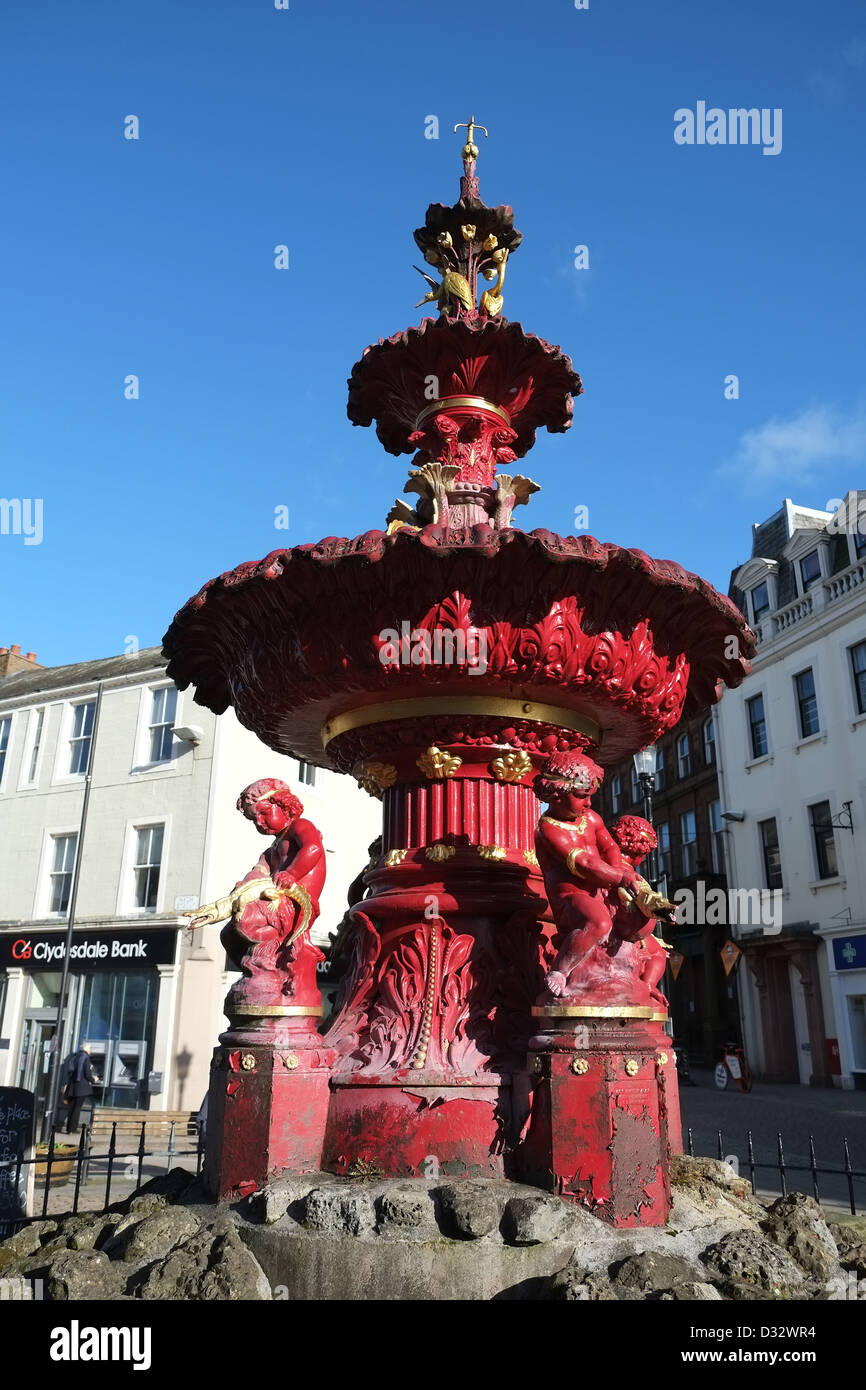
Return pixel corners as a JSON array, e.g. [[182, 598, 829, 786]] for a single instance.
[[826, 928, 866, 1091], [0, 926, 179, 1117]]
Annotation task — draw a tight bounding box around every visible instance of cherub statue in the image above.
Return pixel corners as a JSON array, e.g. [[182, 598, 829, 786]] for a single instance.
[[185, 778, 326, 1015], [606, 816, 675, 1007], [534, 750, 639, 998]]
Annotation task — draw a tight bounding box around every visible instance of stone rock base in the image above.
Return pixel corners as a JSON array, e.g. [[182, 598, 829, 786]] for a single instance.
[[1, 1157, 862, 1302]]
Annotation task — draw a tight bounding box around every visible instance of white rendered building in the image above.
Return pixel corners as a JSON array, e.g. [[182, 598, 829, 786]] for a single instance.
[[715, 493, 866, 1089], [0, 645, 380, 1116]]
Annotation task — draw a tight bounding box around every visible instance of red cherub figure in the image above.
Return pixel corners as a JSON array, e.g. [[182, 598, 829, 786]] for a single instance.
[[534, 751, 640, 998], [186, 778, 326, 1013], [607, 815, 675, 1007]]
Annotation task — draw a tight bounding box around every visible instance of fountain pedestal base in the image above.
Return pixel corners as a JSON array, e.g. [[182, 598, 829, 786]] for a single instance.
[[518, 1011, 681, 1228], [204, 1021, 335, 1200]]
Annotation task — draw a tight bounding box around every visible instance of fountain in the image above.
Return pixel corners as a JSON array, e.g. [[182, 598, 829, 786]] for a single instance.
[[163, 120, 754, 1226]]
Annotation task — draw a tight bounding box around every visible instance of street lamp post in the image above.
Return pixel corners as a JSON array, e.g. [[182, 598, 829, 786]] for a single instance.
[[632, 744, 658, 889]]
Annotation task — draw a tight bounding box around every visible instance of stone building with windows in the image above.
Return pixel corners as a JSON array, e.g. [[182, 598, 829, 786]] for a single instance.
[[596, 705, 740, 1066], [716, 492, 866, 1088], [0, 646, 380, 1120]]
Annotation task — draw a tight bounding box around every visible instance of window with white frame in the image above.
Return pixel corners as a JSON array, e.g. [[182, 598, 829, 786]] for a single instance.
[[850, 640, 866, 717], [0, 716, 11, 786], [48, 833, 78, 915], [676, 732, 691, 779], [132, 825, 164, 910], [611, 774, 622, 815], [147, 687, 177, 764], [68, 700, 95, 775], [679, 810, 697, 877], [809, 802, 838, 881], [746, 693, 768, 759], [750, 581, 771, 622], [799, 549, 822, 592], [22, 707, 45, 787], [794, 668, 820, 739], [708, 800, 724, 874], [297, 761, 317, 787]]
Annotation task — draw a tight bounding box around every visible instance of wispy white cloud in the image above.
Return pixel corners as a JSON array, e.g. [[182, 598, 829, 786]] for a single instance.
[[724, 404, 866, 483]]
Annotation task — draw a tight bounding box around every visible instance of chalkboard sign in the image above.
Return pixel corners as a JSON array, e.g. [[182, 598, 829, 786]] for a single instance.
[[0, 1087, 35, 1238]]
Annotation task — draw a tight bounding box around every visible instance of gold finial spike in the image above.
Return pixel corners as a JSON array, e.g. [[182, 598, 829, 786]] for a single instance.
[[453, 114, 488, 163]]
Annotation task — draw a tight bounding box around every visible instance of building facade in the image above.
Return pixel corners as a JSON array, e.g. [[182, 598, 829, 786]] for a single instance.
[[596, 705, 740, 1065], [716, 492, 866, 1089], [0, 646, 380, 1119]]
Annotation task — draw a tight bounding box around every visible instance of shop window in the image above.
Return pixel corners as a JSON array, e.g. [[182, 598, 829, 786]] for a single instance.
[[794, 668, 819, 739], [76, 970, 158, 1110], [759, 818, 783, 890], [133, 825, 164, 910], [809, 802, 838, 880]]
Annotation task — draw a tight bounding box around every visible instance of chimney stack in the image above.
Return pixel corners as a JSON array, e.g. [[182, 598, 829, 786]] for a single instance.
[[0, 645, 44, 678]]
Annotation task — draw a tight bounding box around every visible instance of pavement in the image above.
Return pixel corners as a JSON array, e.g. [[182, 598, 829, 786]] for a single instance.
[[680, 1069, 866, 1211]]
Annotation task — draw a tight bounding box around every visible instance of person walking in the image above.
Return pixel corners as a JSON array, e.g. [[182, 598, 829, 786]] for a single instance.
[[61, 1044, 100, 1134]]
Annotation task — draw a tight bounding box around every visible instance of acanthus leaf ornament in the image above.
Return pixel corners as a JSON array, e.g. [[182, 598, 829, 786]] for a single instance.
[[354, 759, 398, 798], [416, 746, 462, 779], [490, 749, 533, 782]]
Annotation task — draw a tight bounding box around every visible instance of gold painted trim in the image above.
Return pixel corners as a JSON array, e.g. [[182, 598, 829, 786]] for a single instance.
[[322, 697, 600, 748], [414, 395, 511, 430], [531, 1004, 658, 1019], [232, 1005, 322, 1017], [478, 844, 507, 861]]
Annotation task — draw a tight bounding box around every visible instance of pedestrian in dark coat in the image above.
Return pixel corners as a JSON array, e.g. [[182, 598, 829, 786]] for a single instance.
[[61, 1045, 100, 1134]]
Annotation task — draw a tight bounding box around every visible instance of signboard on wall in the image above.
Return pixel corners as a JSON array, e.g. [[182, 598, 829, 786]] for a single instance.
[[0, 1086, 35, 1237], [833, 935, 866, 971], [0, 928, 178, 972]]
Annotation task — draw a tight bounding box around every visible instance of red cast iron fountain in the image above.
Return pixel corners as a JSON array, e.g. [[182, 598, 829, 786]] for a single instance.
[[163, 121, 754, 1225]]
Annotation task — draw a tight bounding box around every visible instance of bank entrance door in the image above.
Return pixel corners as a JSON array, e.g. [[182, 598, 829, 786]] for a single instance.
[[17, 1011, 72, 1123]]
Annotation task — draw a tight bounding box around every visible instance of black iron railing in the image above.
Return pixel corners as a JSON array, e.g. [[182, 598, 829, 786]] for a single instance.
[[0, 1121, 204, 1236], [686, 1127, 865, 1215]]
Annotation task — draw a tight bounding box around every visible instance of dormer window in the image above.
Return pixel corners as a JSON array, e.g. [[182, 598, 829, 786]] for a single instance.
[[799, 549, 822, 591], [750, 581, 770, 622]]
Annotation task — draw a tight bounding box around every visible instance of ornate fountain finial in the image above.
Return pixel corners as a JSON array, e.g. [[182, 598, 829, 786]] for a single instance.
[[453, 115, 488, 199]]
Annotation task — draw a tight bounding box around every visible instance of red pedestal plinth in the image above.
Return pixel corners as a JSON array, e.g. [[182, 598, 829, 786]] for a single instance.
[[519, 1011, 682, 1228], [323, 1072, 508, 1178], [204, 1019, 335, 1201]]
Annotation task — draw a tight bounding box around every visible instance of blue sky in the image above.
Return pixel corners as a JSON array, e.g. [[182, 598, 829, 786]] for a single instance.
[[2, 0, 864, 666]]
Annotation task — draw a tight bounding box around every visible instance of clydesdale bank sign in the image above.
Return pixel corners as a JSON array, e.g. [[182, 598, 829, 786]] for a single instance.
[[0, 928, 178, 970]]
